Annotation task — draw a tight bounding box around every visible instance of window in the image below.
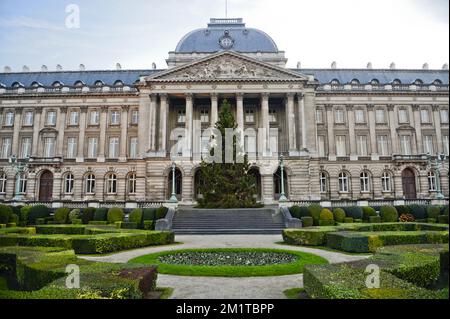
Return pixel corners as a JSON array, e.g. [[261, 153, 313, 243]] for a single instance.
[[64, 174, 74, 194], [423, 135, 434, 154], [420, 109, 430, 123], [200, 109, 209, 123], [17, 173, 27, 194], [318, 136, 326, 157], [398, 109, 409, 123], [339, 172, 349, 193], [90, 111, 100, 125], [335, 109, 345, 123], [320, 172, 328, 193], [177, 110, 186, 124], [69, 111, 79, 125], [23, 112, 34, 126], [67, 137, 78, 158], [4, 112, 14, 126], [336, 135, 347, 156], [377, 135, 389, 156], [0, 173, 6, 193], [110, 111, 120, 125], [200, 136, 210, 155], [444, 135, 449, 156], [360, 172, 371, 192], [85, 174, 96, 194], [106, 174, 117, 194], [316, 109, 323, 124], [382, 172, 392, 192], [440, 109, 449, 123], [355, 109, 365, 123], [131, 110, 139, 124], [46, 111, 57, 126], [400, 135, 411, 155], [177, 135, 183, 155], [20, 137, 32, 158], [1, 138, 12, 158], [375, 109, 386, 123], [43, 137, 55, 157], [245, 109, 255, 123], [357, 136, 368, 156], [269, 109, 277, 123], [109, 137, 119, 158], [128, 173, 137, 194], [244, 135, 257, 154], [428, 171, 437, 191], [88, 138, 98, 158], [129, 137, 138, 158]]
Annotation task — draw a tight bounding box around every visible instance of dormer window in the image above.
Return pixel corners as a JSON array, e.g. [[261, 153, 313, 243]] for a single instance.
[[31, 82, 41, 88], [95, 81, 104, 87], [330, 79, 340, 85], [414, 79, 423, 85], [114, 80, 124, 87], [370, 79, 380, 85], [52, 81, 62, 87], [433, 79, 442, 86], [392, 79, 402, 85], [350, 79, 360, 85], [12, 82, 23, 89]]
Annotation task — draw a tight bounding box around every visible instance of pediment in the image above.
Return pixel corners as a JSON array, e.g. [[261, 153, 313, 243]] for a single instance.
[[147, 51, 310, 82]]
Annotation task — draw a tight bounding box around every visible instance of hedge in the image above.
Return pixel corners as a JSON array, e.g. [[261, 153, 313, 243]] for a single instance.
[[82, 208, 96, 224], [380, 206, 398, 222], [143, 220, 154, 230], [362, 207, 377, 221], [319, 209, 334, 221], [129, 209, 143, 226], [344, 206, 363, 220], [54, 208, 71, 224], [333, 208, 346, 223], [427, 206, 441, 219], [28, 205, 51, 224], [69, 209, 81, 223], [438, 215, 449, 224], [155, 207, 169, 220], [143, 208, 156, 221], [282, 227, 338, 246], [0, 204, 13, 224], [35, 225, 87, 235], [410, 204, 427, 220], [307, 204, 323, 226], [107, 208, 124, 223], [116, 222, 139, 230], [93, 208, 108, 221], [369, 216, 381, 223]]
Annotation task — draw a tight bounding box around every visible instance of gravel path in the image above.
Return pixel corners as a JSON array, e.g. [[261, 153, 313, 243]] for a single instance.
[[80, 235, 370, 299]]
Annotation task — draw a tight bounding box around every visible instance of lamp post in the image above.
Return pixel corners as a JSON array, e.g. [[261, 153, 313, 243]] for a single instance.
[[427, 153, 446, 200], [279, 154, 288, 202], [9, 155, 30, 201], [169, 162, 178, 203]]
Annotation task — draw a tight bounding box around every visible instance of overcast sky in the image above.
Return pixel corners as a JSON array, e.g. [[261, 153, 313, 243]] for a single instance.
[[0, 0, 448, 71]]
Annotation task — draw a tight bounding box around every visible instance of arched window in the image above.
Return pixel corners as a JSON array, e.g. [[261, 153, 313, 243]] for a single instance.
[[85, 174, 96, 194], [52, 81, 62, 87], [392, 79, 402, 85], [433, 79, 442, 85], [128, 173, 137, 194], [370, 79, 380, 85], [350, 79, 360, 85], [0, 172, 6, 193], [414, 79, 423, 85], [360, 172, 371, 192], [320, 172, 328, 193], [31, 82, 42, 88], [17, 173, 27, 194], [338, 172, 349, 193], [12, 82, 23, 88], [106, 173, 117, 194], [114, 80, 124, 87], [428, 171, 437, 191], [381, 171, 392, 192], [330, 79, 340, 85], [94, 80, 104, 87], [64, 173, 74, 194]]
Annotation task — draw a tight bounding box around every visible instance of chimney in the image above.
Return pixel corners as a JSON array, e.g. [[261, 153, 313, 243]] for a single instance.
[[41, 65, 48, 72], [152, 62, 157, 69], [297, 61, 301, 69], [56, 64, 63, 71], [390, 62, 396, 70], [442, 63, 449, 70], [3, 66, 12, 73], [79, 64, 86, 71], [422, 63, 429, 70], [331, 61, 337, 69], [116, 63, 122, 70], [367, 62, 373, 69], [22, 65, 30, 72]]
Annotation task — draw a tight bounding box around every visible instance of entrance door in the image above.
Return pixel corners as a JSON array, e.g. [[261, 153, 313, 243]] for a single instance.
[[402, 168, 417, 199], [39, 170, 53, 201]]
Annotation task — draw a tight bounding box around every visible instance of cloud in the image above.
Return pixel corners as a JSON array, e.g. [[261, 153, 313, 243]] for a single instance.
[[0, 16, 64, 31]]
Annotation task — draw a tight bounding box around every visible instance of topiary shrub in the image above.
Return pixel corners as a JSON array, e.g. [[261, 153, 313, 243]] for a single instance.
[[319, 209, 334, 221], [143, 208, 156, 221], [399, 214, 415, 223], [20, 206, 32, 223], [93, 208, 108, 221], [68, 209, 81, 224], [438, 215, 449, 224], [129, 208, 143, 226], [107, 207, 124, 223], [427, 206, 441, 220], [308, 204, 323, 226], [343, 217, 354, 223], [0, 205, 13, 224], [301, 216, 314, 228], [380, 205, 399, 222], [362, 207, 377, 221], [333, 208, 346, 223], [143, 220, 154, 230], [54, 207, 71, 224], [289, 206, 301, 218], [441, 206, 449, 216], [28, 205, 51, 224], [409, 204, 427, 220], [344, 206, 364, 220], [395, 205, 411, 215], [369, 216, 381, 223], [81, 208, 96, 224], [155, 207, 168, 220], [9, 214, 19, 224]]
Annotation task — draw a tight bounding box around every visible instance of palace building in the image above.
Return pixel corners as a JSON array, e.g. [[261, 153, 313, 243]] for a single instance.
[[0, 18, 448, 206]]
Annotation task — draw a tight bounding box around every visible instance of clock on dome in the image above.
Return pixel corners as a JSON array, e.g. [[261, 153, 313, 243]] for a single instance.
[[219, 30, 234, 49]]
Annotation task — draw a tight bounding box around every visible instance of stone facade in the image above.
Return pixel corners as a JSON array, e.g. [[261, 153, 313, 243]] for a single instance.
[[0, 18, 448, 205]]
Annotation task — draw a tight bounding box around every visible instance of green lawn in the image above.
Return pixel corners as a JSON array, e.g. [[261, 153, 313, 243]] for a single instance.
[[129, 248, 328, 277], [283, 288, 305, 299]]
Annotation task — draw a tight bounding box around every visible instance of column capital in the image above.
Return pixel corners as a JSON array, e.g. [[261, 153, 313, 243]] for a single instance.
[[324, 104, 333, 110], [101, 105, 109, 113], [236, 92, 244, 100], [346, 104, 354, 110], [80, 106, 88, 113], [121, 105, 130, 112], [411, 104, 420, 111], [34, 106, 43, 113], [432, 104, 440, 112], [150, 93, 158, 101], [286, 92, 295, 99], [366, 104, 375, 110], [211, 92, 219, 100], [297, 92, 305, 100], [261, 92, 270, 100], [387, 104, 395, 111], [159, 93, 168, 101], [59, 106, 68, 114], [185, 93, 193, 101]]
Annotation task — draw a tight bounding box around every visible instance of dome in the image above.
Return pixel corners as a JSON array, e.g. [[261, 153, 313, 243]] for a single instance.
[[175, 18, 279, 53]]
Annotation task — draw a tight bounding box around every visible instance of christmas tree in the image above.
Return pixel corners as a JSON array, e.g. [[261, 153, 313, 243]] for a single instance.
[[197, 99, 260, 208]]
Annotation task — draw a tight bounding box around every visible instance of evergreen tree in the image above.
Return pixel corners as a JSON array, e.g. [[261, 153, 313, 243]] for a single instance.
[[197, 99, 260, 208]]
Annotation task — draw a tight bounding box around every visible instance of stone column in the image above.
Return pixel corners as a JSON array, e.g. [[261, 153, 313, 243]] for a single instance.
[[31, 107, 42, 157], [11, 108, 22, 156], [367, 104, 378, 157], [347, 105, 356, 158], [98, 106, 108, 162], [76, 106, 87, 162], [236, 93, 244, 144], [56, 107, 67, 157], [211, 93, 218, 126], [286, 93, 297, 154], [325, 104, 336, 159], [260, 93, 270, 156], [297, 94, 306, 150], [185, 93, 193, 157], [303, 92, 317, 154], [138, 93, 151, 156], [159, 94, 168, 154], [412, 105, 422, 154], [387, 104, 399, 154], [119, 105, 129, 161], [432, 105, 443, 153], [149, 94, 157, 152]]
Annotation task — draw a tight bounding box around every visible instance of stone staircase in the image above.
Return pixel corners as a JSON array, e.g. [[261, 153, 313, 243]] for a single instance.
[[172, 207, 285, 235]]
